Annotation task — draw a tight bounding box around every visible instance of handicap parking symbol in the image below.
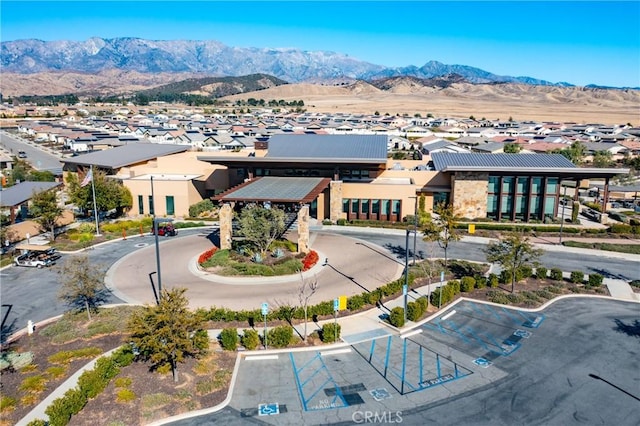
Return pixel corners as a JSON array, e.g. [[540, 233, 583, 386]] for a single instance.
[[370, 388, 392, 401], [473, 357, 492, 368], [258, 403, 280, 416], [514, 329, 532, 339]]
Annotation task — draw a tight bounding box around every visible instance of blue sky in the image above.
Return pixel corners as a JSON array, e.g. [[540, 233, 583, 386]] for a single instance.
[[2, 1, 639, 87]]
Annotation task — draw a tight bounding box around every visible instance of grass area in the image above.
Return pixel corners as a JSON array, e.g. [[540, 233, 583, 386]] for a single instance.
[[47, 347, 103, 364], [562, 241, 640, 254], [39, 306, 141, 344]]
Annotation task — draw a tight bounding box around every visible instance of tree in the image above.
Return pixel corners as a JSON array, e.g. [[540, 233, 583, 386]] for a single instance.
[[30, 189, 63, 241], [484, 232, 543, 293], [66, 170, 132, 217], [551, 141, 586, 165], [58, 255, 109, 321], [592, 151, 613, 168], [28, 170, 55, 182], [237, 204, 286, 257], [422, 203, 460, 272], [298, 272, 318, 341], [503, 143, 522, 154], [128, 288, 206, 382]]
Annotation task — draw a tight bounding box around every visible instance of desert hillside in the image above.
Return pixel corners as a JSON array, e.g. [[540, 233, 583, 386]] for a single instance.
[[222, 82, 640, 125], [2, 70, 638, 125]]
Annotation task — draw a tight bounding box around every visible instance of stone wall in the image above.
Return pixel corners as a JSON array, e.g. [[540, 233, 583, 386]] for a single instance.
[[329, 181, 343, 222], [297, 205, 310, 254], [451, 172, 489, 219], [219, 203, 233, 250]]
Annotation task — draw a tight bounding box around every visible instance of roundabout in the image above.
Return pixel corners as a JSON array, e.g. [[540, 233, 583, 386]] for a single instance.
[[105, 230, 405, 310]]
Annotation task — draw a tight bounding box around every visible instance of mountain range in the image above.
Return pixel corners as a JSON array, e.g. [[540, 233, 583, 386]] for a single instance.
[[2, 37, 569, 86]]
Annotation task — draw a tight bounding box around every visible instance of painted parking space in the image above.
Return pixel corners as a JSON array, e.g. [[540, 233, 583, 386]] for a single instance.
[[420, 300, 543, 362], [351, 335, 473, 395]]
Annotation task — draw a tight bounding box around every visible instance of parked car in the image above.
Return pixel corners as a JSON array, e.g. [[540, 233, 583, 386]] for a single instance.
[[17, 151, 27, 158], [151, 222, 178, 237]]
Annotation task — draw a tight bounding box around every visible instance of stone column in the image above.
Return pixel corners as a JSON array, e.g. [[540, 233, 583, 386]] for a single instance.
[[329, 181, 343, 223], [297, 205, 310, 254], [219, 203, 233, 250]]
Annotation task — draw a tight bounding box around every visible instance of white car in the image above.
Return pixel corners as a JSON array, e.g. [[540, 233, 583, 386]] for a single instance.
[[14, 252, 55, 268]]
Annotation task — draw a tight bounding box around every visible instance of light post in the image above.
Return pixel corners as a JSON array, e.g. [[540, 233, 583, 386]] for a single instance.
[[559, 183, 568, 245], [403, 228, 413, 324], [151, 176, 162, 296]]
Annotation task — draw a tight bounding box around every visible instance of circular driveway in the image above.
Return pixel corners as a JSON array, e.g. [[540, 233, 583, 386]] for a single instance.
[[106, 232, 404, 310]]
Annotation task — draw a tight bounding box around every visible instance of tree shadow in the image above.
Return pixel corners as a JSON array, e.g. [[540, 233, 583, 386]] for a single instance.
[[613, 319, 640, 338], [383, 243, 409, 262], [0, 318, 19, 345], [588, 267, 628, 281]]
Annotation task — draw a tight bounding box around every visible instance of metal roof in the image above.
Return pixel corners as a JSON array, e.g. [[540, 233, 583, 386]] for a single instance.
[[215, 177, 331, 203], [0, 181, 62, 207], [266, 134, 388, 161], [62, 143, 189, 170], [432, 152, 576, 171]]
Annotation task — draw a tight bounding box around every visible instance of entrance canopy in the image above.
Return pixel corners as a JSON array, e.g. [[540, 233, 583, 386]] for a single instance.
[[214, 177, 331, 203]]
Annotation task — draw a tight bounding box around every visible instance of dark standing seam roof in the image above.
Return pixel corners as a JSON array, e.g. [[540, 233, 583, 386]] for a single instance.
[[266, 134, 388, 160], [431, 152, 576, 171], [61, 143, 189, 169], [0, 181, 62, 207], [216, 177, 331, 203]]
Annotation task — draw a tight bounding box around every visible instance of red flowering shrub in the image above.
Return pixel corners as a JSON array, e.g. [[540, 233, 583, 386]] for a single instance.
[[301, 250, 319, 271], [198, 247, 218, 264]]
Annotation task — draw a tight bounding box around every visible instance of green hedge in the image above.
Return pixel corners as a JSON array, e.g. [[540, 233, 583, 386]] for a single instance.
[[219, 328, 238, 351], [267, 326, 293, 348], [588, 273, 604, 287], [389, 307, 405, 328], [550, 268, 564, 281], [570, 271, 585, 284], [44, 346, 133, 426], [241, 329, 261, 350]]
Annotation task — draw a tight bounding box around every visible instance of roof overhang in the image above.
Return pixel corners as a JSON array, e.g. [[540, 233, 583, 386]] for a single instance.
[[214, 177, 331, 203], [197, 156, 386, 167]]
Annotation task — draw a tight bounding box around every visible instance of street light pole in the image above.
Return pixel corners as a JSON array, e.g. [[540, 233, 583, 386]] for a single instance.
[[151, 176, 162, 297], [403, 229, 410, 324], [559, 183, 568, 245], [412, 196, 418, 265]]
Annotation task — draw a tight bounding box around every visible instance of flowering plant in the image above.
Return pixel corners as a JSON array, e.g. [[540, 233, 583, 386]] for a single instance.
[[198, 247, 218, 264], [301, 250, 319, 271]]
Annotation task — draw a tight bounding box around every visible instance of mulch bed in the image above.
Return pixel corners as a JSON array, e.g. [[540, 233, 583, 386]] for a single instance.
[[0, 330, 235, 426]]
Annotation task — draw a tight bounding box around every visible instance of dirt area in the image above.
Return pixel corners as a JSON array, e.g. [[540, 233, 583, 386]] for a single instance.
[[0, 321, 236, 426]]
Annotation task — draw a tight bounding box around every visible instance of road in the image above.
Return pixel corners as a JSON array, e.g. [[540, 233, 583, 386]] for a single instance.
[[2, 227, 638, 343], [0, 130, 64, 174]]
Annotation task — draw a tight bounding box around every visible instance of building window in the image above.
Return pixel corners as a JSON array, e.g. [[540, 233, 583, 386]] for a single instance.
[[530, 195, 542, 218], [531, 177, 544, 194], [502, 177, 515, 193], [501, 195, 513, 217], [148, 195, 154, 215], [487, 194, 498, 219], [517, 177, 530, 194], [166, 196, 175, 216], [392, 200, 401, 215], [342, 199, 350, 213], [544, 196, 556, 218], [546, 178, 558, 194], [361, 199, 370, 215], [381, 200, 390, 215], [488, 176, 500, 193], [515, 196, 526, 220], [371, 199, 380, 214], [351, 199, 359, 214], [138, 195, 144, 215], [434, 192, 449, 206]]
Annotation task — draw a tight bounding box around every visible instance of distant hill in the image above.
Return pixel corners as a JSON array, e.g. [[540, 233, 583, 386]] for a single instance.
[[139, 74, 288, 98]]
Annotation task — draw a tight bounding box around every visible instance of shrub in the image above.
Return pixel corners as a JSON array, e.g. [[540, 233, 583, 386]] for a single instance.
[[415, 296, 429, 313], [116, 388, 137, 403], [389, 307, 405, 328], [535, 267, 548, 280], [241, 329, 261, 350], [499, 270, 512, 285], [321, 323, 341, 343], [487, 290, 510, 305], [19, 375, 47, 394], [189, 199, 215, 218], [488, 273, 499, 288], [26, 420, 47, 426], [114, 377, 132, 388], [474, 276, 487, 289], [406, 301, 424, 322], [219, 328, 238, 351], [588, 273, 604, 287], [570, 271, 585, 284], [46, 388, 86, 426], [518, 265, 533, 279], [45, 366, 67, 379], [347, 294, 365, 311], [0, 396, 17, 412], [48, 347, 103, 365], [336, 218, 348, 226], [76, 223, 96, 234], [460, 276, 476, 293], [609, 223, 632, 234], [268, 326, 294, 348], [550, 268, 564, 281]]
